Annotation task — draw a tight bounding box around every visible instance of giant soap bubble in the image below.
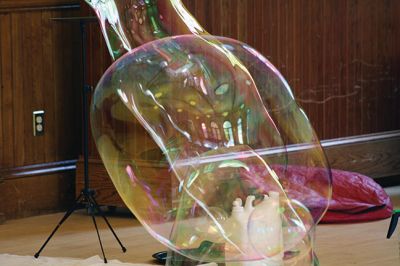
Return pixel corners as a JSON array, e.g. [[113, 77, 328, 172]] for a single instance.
[[87, 0, 331, 264], [91, 34, 331, 264]]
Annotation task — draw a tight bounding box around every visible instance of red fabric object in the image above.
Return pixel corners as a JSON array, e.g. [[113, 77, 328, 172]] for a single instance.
[[319, 168, 393, 223], [271, 165, 393, 223]]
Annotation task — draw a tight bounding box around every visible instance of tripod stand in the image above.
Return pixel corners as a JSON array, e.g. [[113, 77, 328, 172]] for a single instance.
[[34, 18, 126, 263]]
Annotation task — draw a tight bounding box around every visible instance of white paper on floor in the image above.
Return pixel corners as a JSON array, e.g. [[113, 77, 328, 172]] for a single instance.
[[0, 254, 154, 266]]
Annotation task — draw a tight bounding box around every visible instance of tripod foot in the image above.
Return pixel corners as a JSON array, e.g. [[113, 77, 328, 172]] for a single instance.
[[89, 195, 126, 254], [104, 258, 108, 263], [34, 253, 39, 259]]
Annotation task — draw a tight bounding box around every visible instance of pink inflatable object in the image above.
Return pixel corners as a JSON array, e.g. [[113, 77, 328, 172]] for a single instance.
[[270, 165, 393, 223], [320, 169, 393, 223]]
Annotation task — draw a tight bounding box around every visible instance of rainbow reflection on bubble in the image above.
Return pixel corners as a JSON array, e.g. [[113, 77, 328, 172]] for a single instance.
[[90, 34, 332, 264]]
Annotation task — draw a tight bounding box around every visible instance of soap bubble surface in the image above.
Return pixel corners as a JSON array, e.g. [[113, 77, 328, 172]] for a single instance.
[[91, 34, 331, 263]]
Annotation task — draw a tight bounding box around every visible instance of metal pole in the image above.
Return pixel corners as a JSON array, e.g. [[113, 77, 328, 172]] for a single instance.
[[81, 21, 90, 192]]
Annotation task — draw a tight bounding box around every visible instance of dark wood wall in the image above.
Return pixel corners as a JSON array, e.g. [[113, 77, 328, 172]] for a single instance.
[[1, 1, 400, 218], [78, 1, 400, 207], [85, 0, 400, 141], [186, 1, 400, 183], [185, 0, 400, 139], [0, 0, 82, 219]]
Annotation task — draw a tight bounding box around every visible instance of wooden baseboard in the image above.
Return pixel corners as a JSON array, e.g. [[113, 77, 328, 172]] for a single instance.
[[322, 130, 400, 179], [76, 159, 123, 207], [0, 160, 77, 219], [0, 172, 76, 219], [0, 1, 80, 12], [77, 130, 400, 207], [0, 178, 4, 223], [0, 160, 77, 181], [75, 158, 171, 207]]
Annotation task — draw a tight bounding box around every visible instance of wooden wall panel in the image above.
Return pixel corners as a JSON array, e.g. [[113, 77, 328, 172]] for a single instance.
[[183, 0, 400, 139], [83, 1, 400, 141], [76, 130, 400, 208], [73, 0, 400, 210], [0, 172, 75, 220], [79, 1, 400, 188], [0, 1, 82, 219], [0, 7, 81, 168], [0, 13, 14, 168]]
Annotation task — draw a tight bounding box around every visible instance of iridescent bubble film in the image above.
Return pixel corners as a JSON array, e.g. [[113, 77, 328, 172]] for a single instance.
[[87, 0, 332, 264]]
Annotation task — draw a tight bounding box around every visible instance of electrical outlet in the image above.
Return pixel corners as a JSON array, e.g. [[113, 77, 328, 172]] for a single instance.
[[33, 110, 45, 136]]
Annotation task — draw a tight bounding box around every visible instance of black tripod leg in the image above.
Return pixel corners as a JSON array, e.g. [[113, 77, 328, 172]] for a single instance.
[[34, 193, 83, 258], [89, 195, 127, 252], [91, 214, 107, 263]]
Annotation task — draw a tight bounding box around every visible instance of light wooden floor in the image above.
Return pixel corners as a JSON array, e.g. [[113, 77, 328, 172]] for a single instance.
[[0, 187, 399, 266]]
